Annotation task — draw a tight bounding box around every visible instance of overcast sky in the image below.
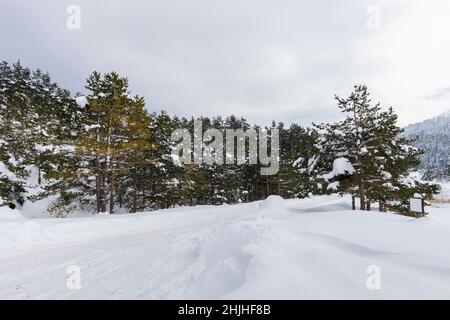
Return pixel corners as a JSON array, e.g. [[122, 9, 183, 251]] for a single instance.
[[2, 0, 450, 126]]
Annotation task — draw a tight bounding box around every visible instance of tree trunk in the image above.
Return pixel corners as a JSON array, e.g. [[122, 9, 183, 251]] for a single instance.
[[131, 172, 138, 213], [100, 162, 107, 213], [132, 184, 137, 213], [358, 177, 366, 210], [96, 173, 101, 213], [109, 167, 115, 214], [38, 166, 42, 185], [142, 178, 146, 209], [101, 179, 107, 212], [352, 196, 356, 210]]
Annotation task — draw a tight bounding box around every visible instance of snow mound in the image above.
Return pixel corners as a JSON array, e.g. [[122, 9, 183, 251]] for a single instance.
[[320, 157, 355, 180], [258, 195, 286, 212], [75, 96, 88, 108], [1, 195, 450, 299], [332, 157, 355, 175]]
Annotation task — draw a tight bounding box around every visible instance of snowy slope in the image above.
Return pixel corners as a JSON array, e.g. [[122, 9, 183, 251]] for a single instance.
[[0, 195, 450, 299], [433, 181, 450, 203], [403, 110, 450, 180]]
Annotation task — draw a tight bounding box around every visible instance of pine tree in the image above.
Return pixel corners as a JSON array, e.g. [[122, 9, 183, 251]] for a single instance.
[[281, 123, 316, 198], [300, 85, 440, 214], [0, 62, 32, 207], [46, 71, 154, 216]]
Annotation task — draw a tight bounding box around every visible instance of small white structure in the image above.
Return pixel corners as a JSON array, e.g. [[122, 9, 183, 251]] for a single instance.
[[410, 197, 425, 217]]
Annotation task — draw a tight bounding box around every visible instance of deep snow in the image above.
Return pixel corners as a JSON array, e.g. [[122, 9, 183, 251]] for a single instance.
[[0, 195, 450, 299]]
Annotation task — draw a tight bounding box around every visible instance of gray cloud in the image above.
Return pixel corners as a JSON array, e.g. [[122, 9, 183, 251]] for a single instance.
[[423, 87, 450, 100], [2, 0, 450, 126]]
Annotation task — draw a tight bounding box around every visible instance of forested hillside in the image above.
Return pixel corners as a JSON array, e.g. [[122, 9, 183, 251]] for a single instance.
[[403, 111, 450, 180]]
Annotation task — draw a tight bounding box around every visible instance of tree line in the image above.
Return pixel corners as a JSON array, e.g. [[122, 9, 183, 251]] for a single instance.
[[0, 61, 439, 217]]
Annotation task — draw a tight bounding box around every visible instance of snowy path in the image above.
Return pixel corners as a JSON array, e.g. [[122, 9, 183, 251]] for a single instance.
[[1, 196, 450, 299]]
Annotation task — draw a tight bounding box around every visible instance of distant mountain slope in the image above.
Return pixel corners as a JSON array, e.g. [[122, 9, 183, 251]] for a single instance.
[[403, 111, 450, 180]]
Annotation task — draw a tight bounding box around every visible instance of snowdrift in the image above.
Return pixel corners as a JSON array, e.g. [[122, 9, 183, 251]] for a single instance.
[[1, 195, 450, 299]]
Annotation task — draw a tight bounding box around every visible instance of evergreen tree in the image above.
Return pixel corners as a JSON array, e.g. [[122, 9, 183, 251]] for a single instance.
[[282, 123, 316, 198], [0, 61, 28, 207], [300, 85, 439, 214], [0, 61, 81, 211], [47, 72, 154, 215]]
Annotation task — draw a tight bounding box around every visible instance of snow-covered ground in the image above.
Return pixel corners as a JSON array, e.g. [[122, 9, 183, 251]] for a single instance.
[[1, 195, 450, 299], [433, 180, 450, 203]]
